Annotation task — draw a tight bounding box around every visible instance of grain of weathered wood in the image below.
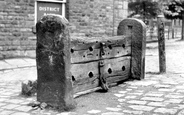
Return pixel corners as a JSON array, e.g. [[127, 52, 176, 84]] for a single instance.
[[101, 46, 131, 60], [71, 56, 130, 93], [71, 57, 130, 80], [71, 48, 100, 64], [73, 78, 99, 93], [117, 18, 146, 80], [107, 75, 129, 84], [71, 61, 99, 81], [71, 46, 131, 63], [71, 36, 131, 51], [70, 36, 131, 64], [100, 57, 130, 77]]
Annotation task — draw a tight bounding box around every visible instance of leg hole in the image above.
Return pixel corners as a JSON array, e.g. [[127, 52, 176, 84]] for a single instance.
[[88, 72, 94, 78], [71, 49, 74, 53], [108, 68, 112, 74], [72, 76, 75, 81], [83, 55, 86, 58], [122, 44, 125, 48], [127, 25, 133, 35], [108, 45, 112, 50], [122, 66, 125, 71], [89, 47, 93, 51], [107, 40, 111, 43]]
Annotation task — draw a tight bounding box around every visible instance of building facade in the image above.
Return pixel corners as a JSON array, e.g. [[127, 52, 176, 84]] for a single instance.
[[0, 0, 128, 59]]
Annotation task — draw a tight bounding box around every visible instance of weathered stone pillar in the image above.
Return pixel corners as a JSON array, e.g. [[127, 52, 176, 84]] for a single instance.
[[117, 18, 146, 80], [36, 15, 74, 110]]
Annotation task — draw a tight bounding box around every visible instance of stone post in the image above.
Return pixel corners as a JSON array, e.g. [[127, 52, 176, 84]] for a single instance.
[[36, 15, 75, 110], [171, 19, 175, 39], [182, 11, 184, 40], [117, 18, 146, 80], [157, 14, 166, 73]]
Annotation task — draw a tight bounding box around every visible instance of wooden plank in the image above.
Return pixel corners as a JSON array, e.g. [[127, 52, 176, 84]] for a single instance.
[[71, 61, 99, 81], [107, 74, 130, 84], [71, 48, 100, 64], [71, 56, 130, 81], [71, 35, 128, 44], [71, 40, 99, 51], [73, 83, 119, 98], [71, 36, 131, 51], [101, 46, 131, 60], [101, 56, 130, 78], [73, 78, 99, 93], [71, 46, 131, 63], [71, 56, 130, 93]]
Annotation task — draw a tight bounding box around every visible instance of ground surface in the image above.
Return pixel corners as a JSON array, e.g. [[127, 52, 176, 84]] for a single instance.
[[0, 39, 184, 115]]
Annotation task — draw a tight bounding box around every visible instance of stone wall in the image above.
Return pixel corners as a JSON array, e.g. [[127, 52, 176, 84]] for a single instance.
[[0, 0, 36, 59], [0, 0, 128, 59], [69, 0, 128, 38]]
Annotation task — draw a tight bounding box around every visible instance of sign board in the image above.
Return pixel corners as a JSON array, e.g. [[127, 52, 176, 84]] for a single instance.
[[35, 0, 66, 24]]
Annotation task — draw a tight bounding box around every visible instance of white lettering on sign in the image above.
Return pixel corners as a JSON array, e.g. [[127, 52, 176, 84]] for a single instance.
[[39, 7, 60, 12], [44, 13, 55, 15]]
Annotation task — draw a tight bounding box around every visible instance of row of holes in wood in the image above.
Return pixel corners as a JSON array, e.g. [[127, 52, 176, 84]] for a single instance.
[[71, 66, 126, 81], [70, 44, 126, 53]]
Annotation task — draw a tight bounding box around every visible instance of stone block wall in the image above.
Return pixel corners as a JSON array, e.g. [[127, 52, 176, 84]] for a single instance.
[[69, 0, 128, 38], [0, 0, 36, 59], [0, 0, 128, 59]]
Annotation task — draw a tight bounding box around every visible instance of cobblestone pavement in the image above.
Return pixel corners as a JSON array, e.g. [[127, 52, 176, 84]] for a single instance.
[[0, 39, 184, 115]]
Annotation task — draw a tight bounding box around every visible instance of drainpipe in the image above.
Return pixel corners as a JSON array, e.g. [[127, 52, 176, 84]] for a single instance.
[[182, 11, 184, 40], [143, 0, 146, 23], [113, 0, 115, 36]]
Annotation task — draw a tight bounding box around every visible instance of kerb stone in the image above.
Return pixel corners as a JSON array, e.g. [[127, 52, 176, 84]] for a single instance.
[[154, 108, 177, 114], [129, 105, 154, 111]]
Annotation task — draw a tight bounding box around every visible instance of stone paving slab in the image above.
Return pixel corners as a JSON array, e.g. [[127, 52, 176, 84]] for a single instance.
[[0, 61, 13, 70], [0, 68, 36, 81], [4, 59, 31, 68], [23, 58, 36, 66], [0, 73, 184, 115], [0, 58, 36, 71]]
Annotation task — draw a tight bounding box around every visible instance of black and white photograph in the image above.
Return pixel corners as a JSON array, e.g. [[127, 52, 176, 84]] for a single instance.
[[0, 0, 184, 115]]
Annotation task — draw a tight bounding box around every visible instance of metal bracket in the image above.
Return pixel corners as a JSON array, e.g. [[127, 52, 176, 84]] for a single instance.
[[99, 42, 109, 92]]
